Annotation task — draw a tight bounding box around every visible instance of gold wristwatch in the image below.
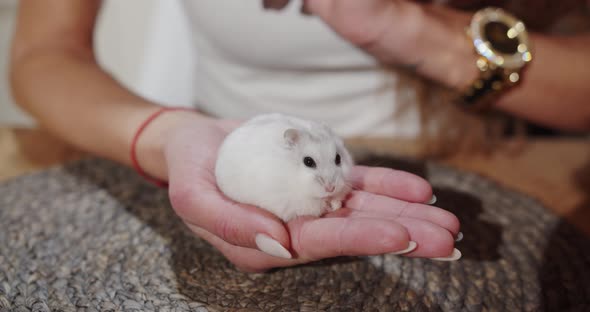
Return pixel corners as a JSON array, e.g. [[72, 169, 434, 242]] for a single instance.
[[460, 7, 533, 111]]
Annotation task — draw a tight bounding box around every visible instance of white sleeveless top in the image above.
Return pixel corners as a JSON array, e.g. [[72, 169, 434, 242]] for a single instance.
[[181, 0, 419, 138]]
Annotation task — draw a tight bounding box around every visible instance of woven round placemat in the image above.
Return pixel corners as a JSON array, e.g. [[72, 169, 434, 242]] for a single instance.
[[0, 156, 589, 312]]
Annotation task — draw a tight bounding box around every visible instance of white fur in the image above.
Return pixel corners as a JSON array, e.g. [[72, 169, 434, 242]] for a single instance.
[[215, 113, 354, 222]]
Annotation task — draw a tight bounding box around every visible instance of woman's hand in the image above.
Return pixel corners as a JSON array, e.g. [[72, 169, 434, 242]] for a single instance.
[[311, 0, 478, 88], [267, 0, 420, 57], [298, 0, 590, 130], [156, 112, 460, 272], [264, 0, 477, 89]]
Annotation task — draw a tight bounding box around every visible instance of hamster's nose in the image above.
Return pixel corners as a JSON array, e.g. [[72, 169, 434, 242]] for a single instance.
[[325, 184, 335, 193]]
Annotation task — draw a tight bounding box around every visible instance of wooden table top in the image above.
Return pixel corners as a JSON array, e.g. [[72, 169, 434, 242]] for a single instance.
[[1, 126, 588, 235]]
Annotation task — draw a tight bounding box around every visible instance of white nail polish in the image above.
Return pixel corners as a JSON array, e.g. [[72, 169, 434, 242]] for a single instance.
[[455, 232, 464, 242], [431, 248, 462, 261], [255, 234, 292, 259], [426, 194, 437, 205], [390, 241, 418, 255]]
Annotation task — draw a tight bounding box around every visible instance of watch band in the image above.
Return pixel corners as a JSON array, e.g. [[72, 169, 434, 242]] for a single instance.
[[458, 7, 532, 112], [461, 57, 521, 111]]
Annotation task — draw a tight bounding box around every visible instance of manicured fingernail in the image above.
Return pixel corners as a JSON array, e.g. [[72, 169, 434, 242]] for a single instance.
[[455, 232, 464, 242], [426, 194, 437, 205], [431, 248, 462, 261], [390, 241, 417, 255], [255, 234, 292, 259]]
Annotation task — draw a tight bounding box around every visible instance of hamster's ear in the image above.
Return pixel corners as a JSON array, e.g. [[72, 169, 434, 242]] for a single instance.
[[283, 128, 299, 148]]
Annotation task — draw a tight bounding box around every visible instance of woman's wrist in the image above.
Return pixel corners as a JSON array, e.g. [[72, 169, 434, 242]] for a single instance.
[[366, 4, 479, 90], [133, 107, 205, 182], [413, 7, 480, 90]]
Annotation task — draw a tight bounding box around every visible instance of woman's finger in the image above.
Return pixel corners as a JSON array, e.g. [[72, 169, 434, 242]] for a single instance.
[[345, 190, 461, 236], [287, 215, 412, 261], [329, 209, 459, 259], [349, 166, 434, 203]]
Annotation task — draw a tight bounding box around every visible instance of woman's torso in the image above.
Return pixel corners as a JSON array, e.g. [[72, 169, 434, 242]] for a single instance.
[[181, 0, 420, 138]]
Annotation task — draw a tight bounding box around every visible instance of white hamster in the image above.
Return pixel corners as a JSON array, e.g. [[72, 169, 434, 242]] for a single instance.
[[215, 113, 354, 222]]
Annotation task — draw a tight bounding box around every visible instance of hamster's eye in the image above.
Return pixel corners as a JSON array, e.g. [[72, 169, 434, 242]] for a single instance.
[[303, 156, 316, 168], [335, 153, 341, 166]]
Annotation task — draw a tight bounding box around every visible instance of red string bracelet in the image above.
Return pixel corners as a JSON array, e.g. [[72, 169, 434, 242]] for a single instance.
[[130, 107, 195, 188]]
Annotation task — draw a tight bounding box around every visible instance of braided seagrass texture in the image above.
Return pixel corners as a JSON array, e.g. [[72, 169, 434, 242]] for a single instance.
[[1, 157, 589, 312]]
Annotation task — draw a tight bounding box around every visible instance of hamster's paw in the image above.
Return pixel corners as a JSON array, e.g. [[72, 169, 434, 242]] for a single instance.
[[329, 199, 342, 211]]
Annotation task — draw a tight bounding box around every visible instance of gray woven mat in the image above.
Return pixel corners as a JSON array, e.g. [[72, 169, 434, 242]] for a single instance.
[[1, 157, 589, 312]]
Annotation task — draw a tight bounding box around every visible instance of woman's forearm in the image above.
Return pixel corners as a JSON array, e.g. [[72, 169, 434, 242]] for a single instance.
[[414, 8, 590, 131], [10, 0, 208, 181], [494, 34, 590, 131], [11, 46, 152, 159], [10, 45, 203, 180], [367, 5, 590, 131]]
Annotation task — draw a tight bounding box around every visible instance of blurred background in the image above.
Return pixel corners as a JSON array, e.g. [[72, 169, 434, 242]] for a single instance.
[[0, 0, 195, 127]]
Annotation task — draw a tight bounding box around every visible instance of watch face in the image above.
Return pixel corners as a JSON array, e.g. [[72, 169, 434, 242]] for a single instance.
[[470, 8, 532, 69], [484, 21, 519, 55]]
